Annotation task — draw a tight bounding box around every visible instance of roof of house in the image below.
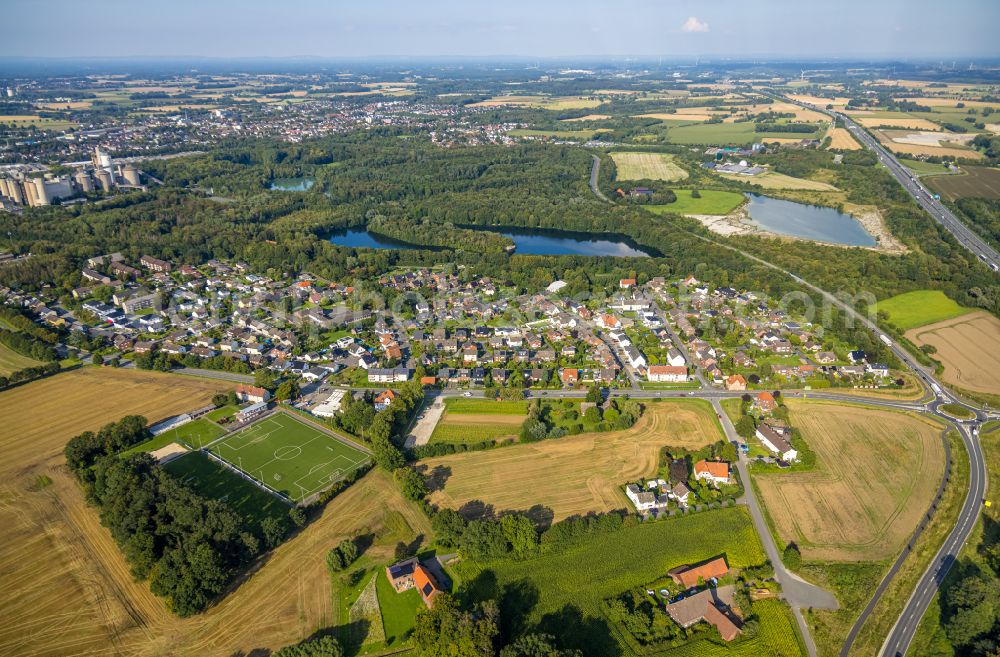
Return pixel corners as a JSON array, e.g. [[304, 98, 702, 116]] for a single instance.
[[694, 460, 730, 480], [649, 365, 687, 375], [670, 557, 730, 589], [236, 384, 268, 397], [757, 424, 793, 454], [413, 565, 441, 602], [387, 557, 417, 581], [665, 585, 736, 629]]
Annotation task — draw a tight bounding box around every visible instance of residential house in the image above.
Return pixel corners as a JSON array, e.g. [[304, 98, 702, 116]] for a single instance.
[[647, 365, 688, 383], [665, 586, 742, 642], [626, 484, 658, 512], [236, 384, 271, 403], [725, 374, 747, 391], [755, 424, 798, 462], [694, 460, 731, 486]]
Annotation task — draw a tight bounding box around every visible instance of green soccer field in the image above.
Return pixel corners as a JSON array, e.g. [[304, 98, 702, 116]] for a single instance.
[[207, 411, 370, 502]]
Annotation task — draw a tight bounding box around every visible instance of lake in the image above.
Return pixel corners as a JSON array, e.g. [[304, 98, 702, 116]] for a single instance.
[[744, 194, 876, 247], [497, 227, 655, 257], [269, 177, 314, 191], [328, 228, 425, 250], [328, 226, 656, 257]]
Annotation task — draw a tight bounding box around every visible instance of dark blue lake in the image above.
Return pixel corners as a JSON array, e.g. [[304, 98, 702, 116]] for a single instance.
[[328, 229, 424, 250], [328, 226, 656, 257], [496, 227, 655, 257], [745, 194, 876, 247], [269, 177, 314, 191]]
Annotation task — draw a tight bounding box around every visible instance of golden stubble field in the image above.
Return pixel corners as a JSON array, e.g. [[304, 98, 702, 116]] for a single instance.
[[826, 127, 862, 150], [423, 400, 723, 521], [906, 311, 1000, 396], [754, 401, 945, 562], [0, 367, 430, 657], [610, 152, 689, 182]]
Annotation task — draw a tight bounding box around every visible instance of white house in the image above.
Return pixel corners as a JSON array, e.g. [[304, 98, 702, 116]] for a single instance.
[[623, 346, 647, 369], [694, 460, 731, 486], [626, 484, 658, 512], [647, 365, 688, 383], [666, 348, 686, 367], [756, 425, 798, 462]]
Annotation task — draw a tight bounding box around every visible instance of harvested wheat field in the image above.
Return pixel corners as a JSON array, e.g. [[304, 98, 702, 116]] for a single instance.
[[611, 152, 689, 182], [561, 113, 612, 122], [754, 401, 945, 562], [854, 116, 942, 131], [906, 311, 1000, 396], [423, 400, 723, 520], [0, 367, 430, 657], [826, 127, 861, 149], [719, 171, 838, 191]]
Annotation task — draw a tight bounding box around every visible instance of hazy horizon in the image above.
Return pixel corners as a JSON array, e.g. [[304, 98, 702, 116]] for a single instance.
[[2, 0, 998, 60]]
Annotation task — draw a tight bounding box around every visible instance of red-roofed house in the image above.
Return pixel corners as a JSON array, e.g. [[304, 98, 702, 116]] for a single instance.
[[670, 557, 730, 589], [561, 368, 580, 385], [694, 460, 731, 486], [754, 391, 777, 412], [235, 384, 271, 404], [725, 374, 747, 391], [620, 278, 636, 289]]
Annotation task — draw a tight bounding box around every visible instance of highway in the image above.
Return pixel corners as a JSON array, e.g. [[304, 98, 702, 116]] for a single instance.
[[780, 93, 1000, 271]]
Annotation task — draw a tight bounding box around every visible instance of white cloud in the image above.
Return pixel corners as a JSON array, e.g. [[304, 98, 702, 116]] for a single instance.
[[681, 16, 709, 33]]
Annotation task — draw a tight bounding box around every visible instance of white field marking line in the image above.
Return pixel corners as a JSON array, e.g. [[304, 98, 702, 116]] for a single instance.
[[219, 417, 284, 451], [291, 455, 368, 499]]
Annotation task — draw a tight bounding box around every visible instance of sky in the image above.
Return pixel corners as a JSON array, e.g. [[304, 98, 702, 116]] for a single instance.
[[2, 0, 998, 60]]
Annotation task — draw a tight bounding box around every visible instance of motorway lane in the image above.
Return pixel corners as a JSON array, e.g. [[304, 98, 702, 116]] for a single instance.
[[777, 93, 999, 271], [879, 424, 988, 657]]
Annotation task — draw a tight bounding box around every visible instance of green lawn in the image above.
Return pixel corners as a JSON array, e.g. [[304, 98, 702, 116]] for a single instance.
[[0, 342, 42, 376], [208, 411, 370, 502], [878, 290, 972, 330], [205, 404, 239, 422], [376, 568, 423, 646], [429, 422, 521, 444], [162, 451, 290, 528], [646, 189, 745, 216], [453, 507, 788, 656]]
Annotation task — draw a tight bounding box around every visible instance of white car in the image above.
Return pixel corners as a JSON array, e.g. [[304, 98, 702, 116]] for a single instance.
[[463, 391, 472, 397]]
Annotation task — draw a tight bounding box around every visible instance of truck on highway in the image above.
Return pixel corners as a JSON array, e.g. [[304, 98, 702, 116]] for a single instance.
[[879, 334, 893, 347], [931, 382, 943, 396]]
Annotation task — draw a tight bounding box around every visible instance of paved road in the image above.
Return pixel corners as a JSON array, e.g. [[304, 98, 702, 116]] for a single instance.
[[879, 423, 987, 657], [712, 397, 837, 657], [779, 94, 1000, 271], [589, 154, 612, 203], [584, 163, 990, 656]]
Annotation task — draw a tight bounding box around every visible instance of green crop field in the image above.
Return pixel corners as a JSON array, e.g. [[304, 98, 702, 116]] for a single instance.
[[453, 507, 786, 656], [664, 122, 821, 146], [0, 343, 42, 376], [901, 159, 959, 177], [443, 398, 530, 414], [878, 290, 972, 330], [646, 189, 745, 216], [207, 411, 370, 502], [163, 451, 290, 527]]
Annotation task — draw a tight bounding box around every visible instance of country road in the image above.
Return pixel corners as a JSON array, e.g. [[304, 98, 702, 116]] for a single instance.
[[585, 150, 991, 657], [589, 154, 612, 203]]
